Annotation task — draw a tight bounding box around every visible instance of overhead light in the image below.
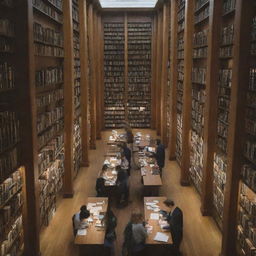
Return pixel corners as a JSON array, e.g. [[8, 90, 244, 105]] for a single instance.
[[99, 0, 158, 8]]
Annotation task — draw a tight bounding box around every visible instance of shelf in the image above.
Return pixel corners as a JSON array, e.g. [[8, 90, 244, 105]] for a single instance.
[[0, 141, 20, 157], [194, 1, 210, 15], [34, 39, 63, 49], [222, 8, 235, 18], [0, 185, 22, 210], [194, 16, 209, 26], [33, 6, 62, 25], [42, 0, 63, 13], [36, 82, 63, 94]]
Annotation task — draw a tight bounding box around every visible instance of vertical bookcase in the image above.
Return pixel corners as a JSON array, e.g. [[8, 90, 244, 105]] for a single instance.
[[72, 0, 82, 176], [237, 4, 256, 255], [103, 21, 125, 129], [212, 0, 236, 230], [32, 0, 65, 228], [127, 21, 152, 128], [175, 0, 185, 166], [0, 1, 26, 254], [189, 0, 209, 195]]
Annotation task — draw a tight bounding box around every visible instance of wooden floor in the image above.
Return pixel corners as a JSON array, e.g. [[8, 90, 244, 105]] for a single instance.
[[40, 129, 221, 256]]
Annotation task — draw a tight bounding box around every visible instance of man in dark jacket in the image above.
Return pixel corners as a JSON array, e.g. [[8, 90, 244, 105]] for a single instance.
[[155, 139, 165, 177], [163, 199, 183, 256], [121, 143, 131, 175]]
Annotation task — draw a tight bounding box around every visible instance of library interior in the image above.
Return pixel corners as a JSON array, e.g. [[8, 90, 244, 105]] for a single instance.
[[0, 0, 255, 255]]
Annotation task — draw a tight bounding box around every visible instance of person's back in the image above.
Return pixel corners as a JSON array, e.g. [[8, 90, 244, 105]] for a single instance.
[[96, 177, 107, 197], [156, 143, 165, 168]]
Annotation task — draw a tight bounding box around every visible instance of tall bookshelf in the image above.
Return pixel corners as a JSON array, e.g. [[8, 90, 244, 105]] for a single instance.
[[176, 0, 185, 166], [212, 0, 236, 230], [72, 0, 82, 176], [127, 22, 152, 128], [103, 22, 125, 129], [32, 0, 65, 228], [0, 1, 25, 254], [189, 0, 209, 195], [237, 8, 256, 255]]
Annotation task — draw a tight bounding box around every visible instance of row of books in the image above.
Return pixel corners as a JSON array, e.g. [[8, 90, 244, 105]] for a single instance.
[[33, 22, 63, 47], [178, 8, 185, 23], [0, 111, 20, 155], [34, 43, 64, 57], [195, 0, 209, 12], [0, 38, 13, 53], [0, 18, 14, 37], [32, 0, 63, 23], [35, 66, 63, 87], [176, 113, 183, 166], [193, 29, 208, 47], [192, 67, 207, 85], [104, 23, 123, 28], [0, 0, 14, 7], [237, 225, 256, 256], [0, 62, 15, 91], [221, 24, 234, 46], [245, 118, 256, 136], [223, 0, 236, 15], [220, 45, 233, 58], [194, 5, 209, 24], [244, 141, 256, 164], [36, 89, 63, 109]]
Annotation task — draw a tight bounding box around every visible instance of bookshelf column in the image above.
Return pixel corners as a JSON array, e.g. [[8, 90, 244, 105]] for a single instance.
[[16, 1, 41, 255], [221, 0, 254, 254], [124, 13, 128, 123], [79, 0, 89, 167], [88, 2, 96, 149], [94, 8, 101, 140], [151, 16, 157, 129], [169, 0, 178, 160], [180, 0, 193, 185], [63, 0, 74, 197], [160, 0, 170, 146], [200, 0, 222, 215], [156, 9, 163, 135]]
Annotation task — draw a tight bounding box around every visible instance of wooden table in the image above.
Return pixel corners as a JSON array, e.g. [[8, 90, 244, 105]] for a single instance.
[[75, 197, 108, 255], [140, 158, 162, 196], [144, 197, 173, 255], [107, 133, 127, 145]]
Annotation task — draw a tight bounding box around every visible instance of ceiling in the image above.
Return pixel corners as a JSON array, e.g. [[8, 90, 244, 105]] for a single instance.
[[99, 0, 158, 8]]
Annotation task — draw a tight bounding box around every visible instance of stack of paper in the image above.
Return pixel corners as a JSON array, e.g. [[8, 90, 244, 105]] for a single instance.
[[150, 213, 160, 220], [77, 229, 87, 236], [153, 232, 169, 243]]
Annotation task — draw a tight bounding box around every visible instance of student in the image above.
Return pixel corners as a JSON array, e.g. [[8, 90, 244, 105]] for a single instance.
[[154, 139, 165, 177], [104, 210, 117, 256], [96, 165, 108, 197], [122, 210, 147, 256], [121, 153, 130, 176], [163, 199, 183, 256], [116, 165, 129, 207], [72, 205, 90, 236], [120, 143, 131, 175], [125, 126, 134, 150]]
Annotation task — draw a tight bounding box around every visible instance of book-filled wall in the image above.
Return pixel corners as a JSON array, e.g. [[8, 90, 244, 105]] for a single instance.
[[189, 0, 209, 195], [176, 0, 185, 166], [104, 22, 125, 128], [72, 0, 82, 175], [212, 0, 236, 230], [0, 1, 24, 254], [33, 0, 64, 228], [127, 22, 152, 128], [237, 11, 256, 256]]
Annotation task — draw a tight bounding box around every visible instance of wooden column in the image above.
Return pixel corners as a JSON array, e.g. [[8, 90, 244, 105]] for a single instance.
[[180, 0, 193, 186], [94, 9, 101, 140], [155, 10, 163, 135], [16, 1, 40, 255], [168, 0, 178, 160], [79, 0, 89, 167], [124, 13, 128, 122], [221, 0, 253, 254], [200, 0, 222, 215], [151, 15, 157, 129], [63, 0, 74, 196], [160, 0, 170, 146], [88, 3, 97, 149]]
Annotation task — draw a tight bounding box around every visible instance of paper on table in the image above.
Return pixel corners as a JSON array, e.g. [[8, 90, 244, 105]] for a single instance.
[[153, 232, 169, 243], [150, 213, 160, 220], [77, 229, 87, 236]]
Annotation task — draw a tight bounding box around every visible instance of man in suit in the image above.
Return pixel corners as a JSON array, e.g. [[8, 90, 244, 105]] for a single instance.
[[155, 139, 165, 177], [163, 199, 183, 256]]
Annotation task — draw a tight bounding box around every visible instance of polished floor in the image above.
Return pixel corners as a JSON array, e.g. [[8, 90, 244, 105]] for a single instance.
[[40, 129, 221, 256]]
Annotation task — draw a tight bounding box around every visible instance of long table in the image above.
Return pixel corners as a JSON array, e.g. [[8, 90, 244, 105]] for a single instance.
[[144, 197, 173, 255], [75, 197, 108, 255]]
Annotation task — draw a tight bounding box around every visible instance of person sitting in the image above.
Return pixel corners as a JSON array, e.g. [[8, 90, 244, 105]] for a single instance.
[[104, 210, 117, 256], [96, 165, 108, 197], [116, 165, 129, 207], [72, 205, 90, 236], [125, 126, 134, 151], [120, 143, 131, 175], [122, 209, 147, 256], [163, 199, 183, 256], [154, 139, 165, 177]]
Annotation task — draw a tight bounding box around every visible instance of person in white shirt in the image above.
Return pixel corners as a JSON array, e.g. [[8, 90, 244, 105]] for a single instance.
[[72, 205, 90, 236]]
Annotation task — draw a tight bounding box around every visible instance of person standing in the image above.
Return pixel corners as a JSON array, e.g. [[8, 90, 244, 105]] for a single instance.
[[120, 143, 131, 175], [163, 199, 183, 256], [115, 165, 129, 207], [154, 139, 165, 177]]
